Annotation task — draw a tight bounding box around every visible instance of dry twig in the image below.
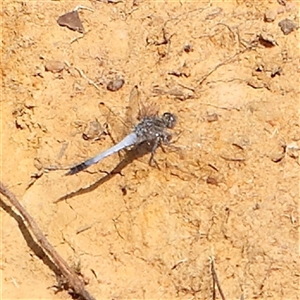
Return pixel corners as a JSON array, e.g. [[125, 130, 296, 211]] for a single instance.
[[210, 256, 226, 300], [0, 181, 96, 300], [74, 67, 101, 91]]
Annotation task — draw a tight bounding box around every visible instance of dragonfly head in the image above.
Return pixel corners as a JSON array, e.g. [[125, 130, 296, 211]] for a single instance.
[[162, 112, 177, 129]]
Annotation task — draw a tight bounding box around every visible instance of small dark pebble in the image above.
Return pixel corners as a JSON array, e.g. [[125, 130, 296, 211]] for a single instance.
[[183, 44, 193, 53], [258, 33, 278, 47], [278, 18, 299, 35], [121, 186, 127, 196], [206, 176, 218, 186], [57, 10, 84, 33], [107, 79, 125, 91], [277, 0, 287, 6]]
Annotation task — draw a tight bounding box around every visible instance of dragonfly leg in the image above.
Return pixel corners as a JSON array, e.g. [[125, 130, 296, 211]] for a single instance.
[[149, 137, 161, 169], [149, 153, 160, 169]]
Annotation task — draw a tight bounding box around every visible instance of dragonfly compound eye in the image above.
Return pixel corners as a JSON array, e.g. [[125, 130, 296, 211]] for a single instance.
[[162, 112, 177, 129]]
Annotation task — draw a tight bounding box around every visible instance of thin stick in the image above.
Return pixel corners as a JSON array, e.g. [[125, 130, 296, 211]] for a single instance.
[[0, 181, 96, 300], [198, 49, 246, 86], [210, 256, 226, 300], [74, 67, 101, 91]]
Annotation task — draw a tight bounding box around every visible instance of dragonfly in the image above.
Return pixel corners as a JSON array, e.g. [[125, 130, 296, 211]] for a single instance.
[[66, 86, 177, 175]]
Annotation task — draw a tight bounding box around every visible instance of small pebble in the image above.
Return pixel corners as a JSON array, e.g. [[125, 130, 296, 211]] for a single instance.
[[206, 112, 218, 122], [277, 0, 287, 6], [278, 18, 299, 35], [270, 145, 285, 162], [258, 33, 278, 47], [264, 9, 277, 22], [107, 79, 125, 91], [45, 60, 65, 73], [57, 10, 84, 33], [206, 176, 218, 186], [82, 120, 103, 140], [183, 44, 193, 53], [271, 152, 285, 163], [33, 158, 43, 171]]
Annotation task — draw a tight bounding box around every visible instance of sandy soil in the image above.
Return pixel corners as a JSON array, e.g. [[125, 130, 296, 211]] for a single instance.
[[1, 0, 299, 299]]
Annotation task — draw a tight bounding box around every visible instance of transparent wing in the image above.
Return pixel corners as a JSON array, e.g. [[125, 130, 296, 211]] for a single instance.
[[97, 101, 128, 143], [96, 88, 140, 162], [138, 101, 159, 120], [124, 85, 141, 126], [125, 85, 159, 122], [97, 86, 159, 147], [97, 86, 142, 141]]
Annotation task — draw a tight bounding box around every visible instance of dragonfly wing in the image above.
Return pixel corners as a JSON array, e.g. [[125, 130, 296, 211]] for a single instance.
[[98, 101, 128, 142], [123, 85, 141, 128], [135, 88, 159, 120], [124, 85, 159, 122], [66, 132, 138, 175]]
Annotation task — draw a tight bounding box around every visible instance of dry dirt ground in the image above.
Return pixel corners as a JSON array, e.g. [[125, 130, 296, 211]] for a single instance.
[[1, 0, 300, 299]]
